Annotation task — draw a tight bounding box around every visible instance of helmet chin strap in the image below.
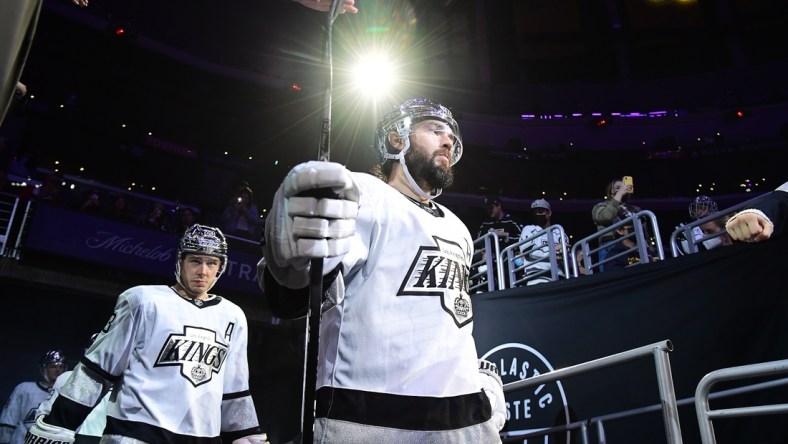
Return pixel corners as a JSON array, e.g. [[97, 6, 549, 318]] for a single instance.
[[174, 263, 219, 298], [383, 137, 442, 201]]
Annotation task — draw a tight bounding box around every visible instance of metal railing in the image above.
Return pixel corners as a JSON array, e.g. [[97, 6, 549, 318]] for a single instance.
[[571, 210, 664, 275], [669, 194, 767, 257], [695, 359, 788, 444], [470, 231, 504, 293], [500, 224, 570, 287], [501, 340, 682, 444]]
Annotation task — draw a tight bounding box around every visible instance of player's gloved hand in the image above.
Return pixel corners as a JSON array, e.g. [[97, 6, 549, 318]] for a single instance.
[[479, 359, 506, 431], [264, 161, 359, 288], [25, 416, 76, 444], [233, 433, 269, 444], [725, 209, 774, 242]]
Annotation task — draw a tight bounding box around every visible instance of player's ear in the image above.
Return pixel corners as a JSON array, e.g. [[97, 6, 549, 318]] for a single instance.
[[387, 132, 405, 151]]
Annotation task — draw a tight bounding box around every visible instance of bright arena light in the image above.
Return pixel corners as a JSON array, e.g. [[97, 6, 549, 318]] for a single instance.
[[352, 54, 396, 96]]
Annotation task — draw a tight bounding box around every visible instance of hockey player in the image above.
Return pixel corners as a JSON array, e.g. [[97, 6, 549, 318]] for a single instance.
[[0, 350, 65, 444], [259, 97, 506, 442], [28, 224, 268, 444], [36, 334, 108, 444], [518, 198, 570, 285]]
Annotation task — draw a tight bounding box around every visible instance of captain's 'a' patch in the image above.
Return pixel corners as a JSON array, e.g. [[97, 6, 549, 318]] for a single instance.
[[397, 236, 473, 328], [155, 326, 230, 387]]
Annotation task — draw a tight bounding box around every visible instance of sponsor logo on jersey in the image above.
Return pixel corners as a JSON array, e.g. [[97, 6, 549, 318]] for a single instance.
[[398, 236, 473, 327], [155, 326, 229, 387], [481, 343, 571, 442]]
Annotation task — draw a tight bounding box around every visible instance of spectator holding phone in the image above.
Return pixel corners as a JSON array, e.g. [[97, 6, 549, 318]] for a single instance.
[[591, 177, 642, 271]]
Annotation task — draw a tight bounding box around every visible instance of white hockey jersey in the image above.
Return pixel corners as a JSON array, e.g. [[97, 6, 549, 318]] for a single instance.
[[44, 285, 260, 443], [318, 173, 480, 398], [0, 381, 52, 444], [518, 224, 569, 274]]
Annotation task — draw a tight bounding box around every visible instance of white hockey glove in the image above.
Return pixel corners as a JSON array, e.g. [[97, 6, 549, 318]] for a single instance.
[[26, 416, 76, 444], [264, 161, 359, 288], [479, 359, 506, 431], [232, 433, 268, 444], [725, 208, 774, 243]]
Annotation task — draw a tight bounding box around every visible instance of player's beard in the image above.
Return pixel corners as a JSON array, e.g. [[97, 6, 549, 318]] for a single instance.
[[405, 144, 454, 191]]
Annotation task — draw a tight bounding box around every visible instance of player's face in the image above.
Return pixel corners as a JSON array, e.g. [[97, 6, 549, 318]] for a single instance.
[[405, 119, 456, 190], [42, 362, 65, 383], [179, 254, 221, 297]]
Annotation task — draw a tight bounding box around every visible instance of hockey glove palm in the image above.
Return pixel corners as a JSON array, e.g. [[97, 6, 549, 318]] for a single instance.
[[26, 416, 76, 444], [479, 359, 507, 431], [264, 161, 359, 288]]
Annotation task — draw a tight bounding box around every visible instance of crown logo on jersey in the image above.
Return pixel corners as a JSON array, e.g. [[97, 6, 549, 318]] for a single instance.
[[155, 326, 229, 387], [397, 236, 473, 328]]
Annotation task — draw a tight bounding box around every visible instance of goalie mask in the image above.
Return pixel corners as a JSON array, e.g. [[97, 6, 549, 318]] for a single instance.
[[689, 195, 718, 220], [175, 224, 228, 291], [374, 97, 463, 200]]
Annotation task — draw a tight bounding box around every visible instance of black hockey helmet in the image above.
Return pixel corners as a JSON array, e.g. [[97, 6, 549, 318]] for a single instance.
[[175, 224, 228, 280]]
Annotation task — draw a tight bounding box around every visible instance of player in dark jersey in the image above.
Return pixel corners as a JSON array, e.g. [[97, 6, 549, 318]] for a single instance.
[[259, 98, 506, 442], [28, 225, 267, 444]]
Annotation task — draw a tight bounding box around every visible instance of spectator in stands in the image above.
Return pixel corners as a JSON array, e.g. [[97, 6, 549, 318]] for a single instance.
[[518, 198, 570, 285], [221, 185, 260, 238], [603, 222, 658, 272], [105, 194, 134, 222], [676, 195, 720, 254], [76, 188, 102, 214], [475, 195, 523, 288], [19, 172, 66, 205], [725, 181, 787, 242], [171, 206, 198, 235], [137, 201, 170, 231], [699, 216, 733, 249], [574, 249, 588, 277], [477, 195, 523, 248], [592, 178, 641, 271]]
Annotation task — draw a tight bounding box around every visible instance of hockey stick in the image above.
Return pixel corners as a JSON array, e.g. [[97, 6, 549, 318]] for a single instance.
[[301, 1, 343, 443]]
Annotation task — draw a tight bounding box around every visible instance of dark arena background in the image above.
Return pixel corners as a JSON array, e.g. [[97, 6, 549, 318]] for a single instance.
[[2, 1, 788, 443]]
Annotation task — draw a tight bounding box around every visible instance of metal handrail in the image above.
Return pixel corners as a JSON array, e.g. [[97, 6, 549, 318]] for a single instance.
[[470, 232, 503, 292], [695, 359, 788, 444], [503, 340, 682, 444], [500, 224, 570, 287], [571, 210, 664, 275], [669, 194, 767, 257]]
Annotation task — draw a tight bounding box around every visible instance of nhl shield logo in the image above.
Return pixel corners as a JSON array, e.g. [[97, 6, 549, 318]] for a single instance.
[[398, 236, 473, 328], [155, 326, 229, 387]]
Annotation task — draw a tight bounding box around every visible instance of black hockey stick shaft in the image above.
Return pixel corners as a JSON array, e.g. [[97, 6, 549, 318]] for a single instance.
[[302, 2, 342, 443]]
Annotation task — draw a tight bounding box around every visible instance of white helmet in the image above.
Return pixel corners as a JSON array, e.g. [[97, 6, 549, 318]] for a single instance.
[[374, 98, 463, 200]]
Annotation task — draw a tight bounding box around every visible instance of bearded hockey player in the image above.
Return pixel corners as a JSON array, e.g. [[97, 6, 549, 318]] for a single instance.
[[259, 97, 506, 442], [0, 350, 65, 444], [29, 224, 267, 444]]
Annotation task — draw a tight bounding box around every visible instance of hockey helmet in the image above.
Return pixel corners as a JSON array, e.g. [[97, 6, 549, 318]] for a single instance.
[[374, 97, 463, 166], [40, 349, 66, 368], [176, 224, 228, 277], [688, 195, 718, 219]]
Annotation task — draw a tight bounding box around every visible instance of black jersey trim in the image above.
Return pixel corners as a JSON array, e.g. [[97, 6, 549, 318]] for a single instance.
[[105, 417, 222, 444], [80, 356, 121, 383], [222, 389, 251, 401], [316, 387, 491, 430], [46, 394, 94, 430], [402, 194, 445, 218]]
